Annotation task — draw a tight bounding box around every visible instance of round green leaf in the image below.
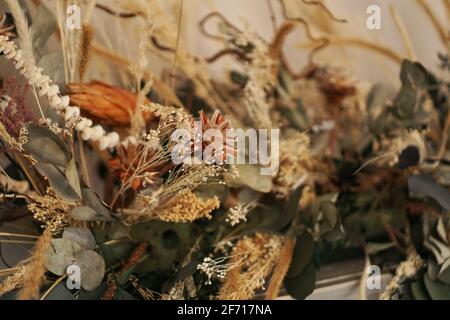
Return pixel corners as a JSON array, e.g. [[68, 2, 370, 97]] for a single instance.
[[45, 239, 82, 275], [285, 262, 317, 300], [424, 273, 450, 300], [74, 250, 105, 291], [24, 124, 69, 167], [63, 227, 96, 250], [287, 232, 314, 278]]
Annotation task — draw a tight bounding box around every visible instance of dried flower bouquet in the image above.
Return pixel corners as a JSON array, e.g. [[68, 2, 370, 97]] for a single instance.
[[0, 0, 449, 301]]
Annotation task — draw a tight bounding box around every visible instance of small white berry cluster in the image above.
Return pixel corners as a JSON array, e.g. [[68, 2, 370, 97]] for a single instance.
[[0, 35, 119, 150], [225, 201, 257, 226]]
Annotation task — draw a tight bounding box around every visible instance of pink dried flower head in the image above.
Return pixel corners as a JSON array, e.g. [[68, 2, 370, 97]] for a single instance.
[[0, 77, 35, 137]]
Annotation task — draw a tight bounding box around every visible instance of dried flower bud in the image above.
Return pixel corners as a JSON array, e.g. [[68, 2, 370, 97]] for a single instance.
[[67, 81, 152, 126]]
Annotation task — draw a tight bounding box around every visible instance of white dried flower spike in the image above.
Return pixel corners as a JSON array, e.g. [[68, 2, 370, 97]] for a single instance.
[[99, 132, 120, 150], [0, 35, 121, 149], [64, 106, 80, 121]]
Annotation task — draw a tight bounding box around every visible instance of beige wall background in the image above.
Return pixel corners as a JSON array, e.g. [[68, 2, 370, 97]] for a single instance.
[[1, 1, 449, 90], [178, 0, 448, 86]]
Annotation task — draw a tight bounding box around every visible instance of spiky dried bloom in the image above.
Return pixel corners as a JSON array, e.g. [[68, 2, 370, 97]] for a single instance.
[[0, 265, 30, 297], [154, 190, 220, 222], [216, 233, 283, 299], [198, 110, 236, 163], [273, 132, 311, 198], [28, 189, 74, 235], [18, 229, 52, 300], [67, 81, 152, 126]]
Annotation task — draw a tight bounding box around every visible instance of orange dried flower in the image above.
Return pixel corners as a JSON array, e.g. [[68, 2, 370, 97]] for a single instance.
[[67, 81, 152, 126], [108, 140, 170, 191]]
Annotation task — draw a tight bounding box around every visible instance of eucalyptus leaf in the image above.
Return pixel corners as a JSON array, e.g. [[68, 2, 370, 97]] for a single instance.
[[424, 236, 450, 265], [287, 231, 314, 278], [393, 85, 417, 119], [45, 238, 83, 276], [285, 262, 316, 300], [36, 163, 81, 202], [63, 227, 96, 250], [438, 258, 450, 285], [74, 250, 105, 291], [400, 60, 429, 89], [65, 158, 81, 199], [320, 201, 338, 231], [423, 273, 450, 300], [81, 188, 112, 220], [427, 258, 439, 281], [225, 164, 272, 193], [436, 218, 448, 244], [410, 277, 430, 300], [24, 124, 69, 167], [408, 175, 450, 211], [71, 206, 114, 222]]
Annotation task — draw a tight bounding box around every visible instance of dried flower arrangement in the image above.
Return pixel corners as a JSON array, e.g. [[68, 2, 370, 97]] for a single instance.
[[0, 0, 449, 301]]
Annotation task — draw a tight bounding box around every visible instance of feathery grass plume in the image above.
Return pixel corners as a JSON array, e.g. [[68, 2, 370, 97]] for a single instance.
[[77, 23, 94, 83], [0, 265, 31, 297], [17, 229, 52, 300], [215, 233, 283, 300], [5, 0, 36, 69], [265, 236, 296, 299]]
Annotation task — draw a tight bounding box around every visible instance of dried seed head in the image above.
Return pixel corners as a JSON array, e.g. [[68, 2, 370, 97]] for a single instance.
[[67, 81, 153, 126]]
